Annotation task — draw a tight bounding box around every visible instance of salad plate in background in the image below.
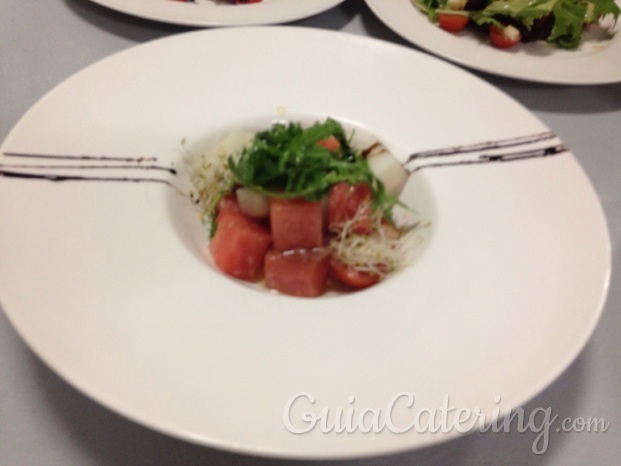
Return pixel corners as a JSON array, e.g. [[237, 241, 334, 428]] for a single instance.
[[365, 0, 621, 84], [0, 27, 611, 458], [88, 0, 346, 26]]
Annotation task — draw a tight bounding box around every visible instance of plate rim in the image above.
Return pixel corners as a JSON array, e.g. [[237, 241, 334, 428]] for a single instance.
[[87, 0, 347, 27], [0, 26, 613, 459]]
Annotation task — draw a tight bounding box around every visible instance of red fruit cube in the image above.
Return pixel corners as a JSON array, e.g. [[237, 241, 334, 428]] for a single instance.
[[327, 182, 374, 234], [209, 210, 271, 280], [269, 197, 324, 252], [317, 135, 341, 151], [264, 248, 331, 297]]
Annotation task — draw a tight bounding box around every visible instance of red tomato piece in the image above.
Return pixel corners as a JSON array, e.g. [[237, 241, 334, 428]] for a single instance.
[[437, 13, 469, 33], [264, 249, 331, 297], [269, 198, 324, 252], [327, 182, 373, 234], [489, 25, 522, 49], [317, 135, 341, 151], [209, 210, 271, 280], [330, 259, 381, 289]]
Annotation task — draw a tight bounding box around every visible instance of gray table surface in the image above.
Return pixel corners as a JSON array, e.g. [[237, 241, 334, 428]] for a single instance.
[[1, 1, 620, 465]]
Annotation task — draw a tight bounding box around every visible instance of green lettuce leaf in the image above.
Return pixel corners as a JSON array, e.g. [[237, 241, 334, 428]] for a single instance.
[[413, 0, 619, 48], [591, 0, 621, 18], [547, 0, 587, 48], [481, 0, 557, 28]]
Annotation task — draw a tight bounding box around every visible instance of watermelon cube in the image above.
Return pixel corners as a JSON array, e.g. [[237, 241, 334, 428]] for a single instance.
[[209, 210, 271, 280]]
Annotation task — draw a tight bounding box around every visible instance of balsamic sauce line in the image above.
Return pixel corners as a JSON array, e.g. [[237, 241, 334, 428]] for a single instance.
[[0, 168, 185, 195], [1, 148, 181, 193], [406, 131, 557, 161], [3, 152, 158, 163], [1, 133, 566, 190], [0, 163, 177, 175], [407, 144, 568, 173], [1, 151, 179, 189]]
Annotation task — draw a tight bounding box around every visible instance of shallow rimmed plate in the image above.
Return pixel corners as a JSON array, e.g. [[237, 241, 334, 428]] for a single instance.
[[89, 0, 346, 26], [0, 27, 611, 459], [365, 0, 621, 84]]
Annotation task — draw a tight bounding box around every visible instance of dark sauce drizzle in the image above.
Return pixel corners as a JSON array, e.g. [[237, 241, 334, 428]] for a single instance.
[[406, 131, 557, 161], [0, 151, 181, 193], [0, 163, 176, 174], [407, 144, 568, 173], [1, 131, 567, 191], [3, 152, 158, 162], [361, 131, 567, 174]]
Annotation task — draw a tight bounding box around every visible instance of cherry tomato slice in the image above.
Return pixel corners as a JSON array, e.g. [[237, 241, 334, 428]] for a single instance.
[[316, 135, 341, 151], [489, 25, 522, 49], [437, 13, 469, 33], [330, 259, 381, 289]]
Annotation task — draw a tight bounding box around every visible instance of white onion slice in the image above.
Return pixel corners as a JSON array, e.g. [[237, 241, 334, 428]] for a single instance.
[[236, 187, 269, 218], [367, 152, 409, 197]]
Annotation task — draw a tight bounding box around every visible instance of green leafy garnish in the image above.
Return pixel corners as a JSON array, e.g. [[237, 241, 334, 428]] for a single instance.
[[227, 118, 398, 216], [411, 0, 620, 49]]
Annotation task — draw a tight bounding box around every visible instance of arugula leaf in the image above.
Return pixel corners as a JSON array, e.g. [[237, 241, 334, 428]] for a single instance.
[[227, 119, 398, 219]]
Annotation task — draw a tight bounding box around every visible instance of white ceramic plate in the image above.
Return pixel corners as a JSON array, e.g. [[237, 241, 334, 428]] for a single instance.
[[365, 0, 621, 84], [0, 27, 611, 459], [88, 0, 345, 26]]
